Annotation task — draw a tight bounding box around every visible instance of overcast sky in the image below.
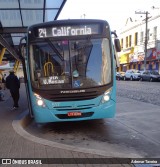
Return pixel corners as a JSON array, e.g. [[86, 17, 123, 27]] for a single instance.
[[58, 0, 160, 34]]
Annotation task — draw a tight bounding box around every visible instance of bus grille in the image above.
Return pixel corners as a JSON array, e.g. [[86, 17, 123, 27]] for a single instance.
[[49, 94, 98, 101], [53, 104, 96, 111]]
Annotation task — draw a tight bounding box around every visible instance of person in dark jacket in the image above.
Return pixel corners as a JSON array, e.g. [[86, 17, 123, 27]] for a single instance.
[[2, 74, 6, 90], [6, 70, 20, 109]]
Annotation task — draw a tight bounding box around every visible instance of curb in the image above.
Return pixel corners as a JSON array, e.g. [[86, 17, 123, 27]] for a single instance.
[[12, 110, 141, 158]]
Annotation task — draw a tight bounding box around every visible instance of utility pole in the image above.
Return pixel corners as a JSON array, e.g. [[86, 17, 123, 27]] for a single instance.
[[135, 11, 149, 71]]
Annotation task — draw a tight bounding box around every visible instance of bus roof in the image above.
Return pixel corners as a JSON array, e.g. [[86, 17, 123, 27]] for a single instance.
[[28, 19, 109, 30]]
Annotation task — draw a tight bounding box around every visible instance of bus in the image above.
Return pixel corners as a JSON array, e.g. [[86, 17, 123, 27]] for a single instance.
[[19, 19, 121, 123]]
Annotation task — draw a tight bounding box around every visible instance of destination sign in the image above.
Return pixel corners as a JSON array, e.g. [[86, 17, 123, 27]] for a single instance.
[[37, 24, 101, 38], [39, 76, 69, 85]]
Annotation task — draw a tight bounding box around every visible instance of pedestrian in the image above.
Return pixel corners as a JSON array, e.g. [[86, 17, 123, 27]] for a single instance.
[[6, 70, 20, 109], [0, 74, 2, 87], [0, 86, 4, 101], [2, 74, 6, 90]]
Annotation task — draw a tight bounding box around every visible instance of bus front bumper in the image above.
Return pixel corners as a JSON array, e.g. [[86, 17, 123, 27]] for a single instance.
[[33, 100, 116, 123]]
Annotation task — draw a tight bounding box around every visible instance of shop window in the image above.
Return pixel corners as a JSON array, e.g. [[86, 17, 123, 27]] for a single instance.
[[140, 64, 144, 70], [146, 64, 149, 70], [152, 63, 156, 70], [133, 64, 136, 69]]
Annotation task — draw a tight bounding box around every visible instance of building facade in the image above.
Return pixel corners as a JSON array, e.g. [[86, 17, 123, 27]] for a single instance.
[[118, 15, 160, 73]]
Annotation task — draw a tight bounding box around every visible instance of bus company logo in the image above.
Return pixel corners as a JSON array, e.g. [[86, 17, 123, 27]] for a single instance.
[[2, 159, 11, 164], [60, 90, 85, 94]]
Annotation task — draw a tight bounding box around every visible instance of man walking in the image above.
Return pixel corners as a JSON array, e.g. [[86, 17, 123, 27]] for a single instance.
[[2, 74, 7, 90], [6, 70, 20, 109]]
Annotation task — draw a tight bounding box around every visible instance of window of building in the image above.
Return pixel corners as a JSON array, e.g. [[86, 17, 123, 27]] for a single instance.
[[134, 32, 138, 46], [121, 38, 123, 49], [126, 36, 128, 48], [140, 31, 144, 43], [129, 35, 132, 47], [153, 26, 157, 40]]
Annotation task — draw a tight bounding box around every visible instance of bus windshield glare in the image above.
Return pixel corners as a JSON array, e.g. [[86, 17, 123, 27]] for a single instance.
[[29, 37, 111, 90]]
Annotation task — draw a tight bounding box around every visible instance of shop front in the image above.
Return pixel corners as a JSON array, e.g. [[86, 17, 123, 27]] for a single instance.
[[119, 47, 134, 72], [129, 48, 160, 72], [146, 48, 160, 72]]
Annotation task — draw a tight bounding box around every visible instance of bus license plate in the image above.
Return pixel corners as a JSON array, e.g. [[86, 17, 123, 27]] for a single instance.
[[67, 112, 82, 117]]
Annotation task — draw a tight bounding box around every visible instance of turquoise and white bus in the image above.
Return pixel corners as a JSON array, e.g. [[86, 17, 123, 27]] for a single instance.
[[20, 19, 121, 123]]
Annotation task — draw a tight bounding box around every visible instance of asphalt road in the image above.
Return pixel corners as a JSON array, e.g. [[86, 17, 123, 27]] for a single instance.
[[24, 81, 160, 158], [117, 80, 160, 106]]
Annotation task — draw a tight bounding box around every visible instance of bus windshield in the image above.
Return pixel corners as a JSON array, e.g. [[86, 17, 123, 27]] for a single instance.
[[29, 38, 111, 89]]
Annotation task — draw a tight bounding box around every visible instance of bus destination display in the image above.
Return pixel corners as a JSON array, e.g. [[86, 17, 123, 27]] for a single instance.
[[37, 24, 101, 38]]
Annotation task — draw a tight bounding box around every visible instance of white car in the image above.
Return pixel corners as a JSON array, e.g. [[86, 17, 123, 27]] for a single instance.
[[124, 69, 141, 81]]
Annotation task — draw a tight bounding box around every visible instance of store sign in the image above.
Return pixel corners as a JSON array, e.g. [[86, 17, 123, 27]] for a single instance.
[[146, 48, 158, 60], [122, 47, 134, 54], [129, 52, 144, 62], [119, 54, 128, 64]]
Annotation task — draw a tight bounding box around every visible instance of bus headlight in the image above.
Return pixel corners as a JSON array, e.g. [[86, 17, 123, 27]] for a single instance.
[[101, 89, 112, 104], [37, 99, 44, 106], [103, 94, 110, 101], [34, 93, 46, 107]]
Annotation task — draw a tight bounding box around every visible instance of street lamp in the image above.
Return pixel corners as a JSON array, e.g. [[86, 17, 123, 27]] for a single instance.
[[135, 11, 149, 71]]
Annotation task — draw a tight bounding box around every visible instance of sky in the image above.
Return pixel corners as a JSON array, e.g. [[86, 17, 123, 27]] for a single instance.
[[58, 0, 160, 34]]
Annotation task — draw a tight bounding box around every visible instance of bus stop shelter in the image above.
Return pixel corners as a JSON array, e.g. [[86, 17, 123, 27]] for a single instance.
[[0, 0, 66, 73]]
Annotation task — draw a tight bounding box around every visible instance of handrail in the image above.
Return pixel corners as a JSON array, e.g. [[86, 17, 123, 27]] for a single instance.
[[43, 62, 54, 76]]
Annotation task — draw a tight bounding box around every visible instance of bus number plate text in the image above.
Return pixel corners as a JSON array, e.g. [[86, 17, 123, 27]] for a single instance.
[[67, 112, 82, 117]]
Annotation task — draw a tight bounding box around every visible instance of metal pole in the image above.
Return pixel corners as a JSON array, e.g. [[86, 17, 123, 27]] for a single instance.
[[144, 11, 148, 71], [135, 11, 149, 71]]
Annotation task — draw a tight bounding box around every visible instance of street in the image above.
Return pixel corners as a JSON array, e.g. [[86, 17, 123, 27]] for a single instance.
[[117, 80, 160, 106]]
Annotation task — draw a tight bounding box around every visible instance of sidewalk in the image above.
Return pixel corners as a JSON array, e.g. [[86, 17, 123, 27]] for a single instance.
[[0, 85, 136, 167]]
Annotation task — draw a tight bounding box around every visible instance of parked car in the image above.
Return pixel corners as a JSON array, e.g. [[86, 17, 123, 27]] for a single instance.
[[140, 71, 160, 82], [124, 69, 141, 81], [116, 72, 125, 80]]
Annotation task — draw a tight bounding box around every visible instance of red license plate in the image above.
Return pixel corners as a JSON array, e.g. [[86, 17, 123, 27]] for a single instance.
[[67, 112, 82, 117]]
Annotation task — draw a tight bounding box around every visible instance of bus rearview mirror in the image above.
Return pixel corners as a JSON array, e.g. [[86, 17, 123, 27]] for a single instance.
[[114, 39, 121, 52]]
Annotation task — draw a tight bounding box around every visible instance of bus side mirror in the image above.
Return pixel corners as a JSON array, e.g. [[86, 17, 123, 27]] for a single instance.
[[114, 39, 121, 52], [114, 50, 120, 68]]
